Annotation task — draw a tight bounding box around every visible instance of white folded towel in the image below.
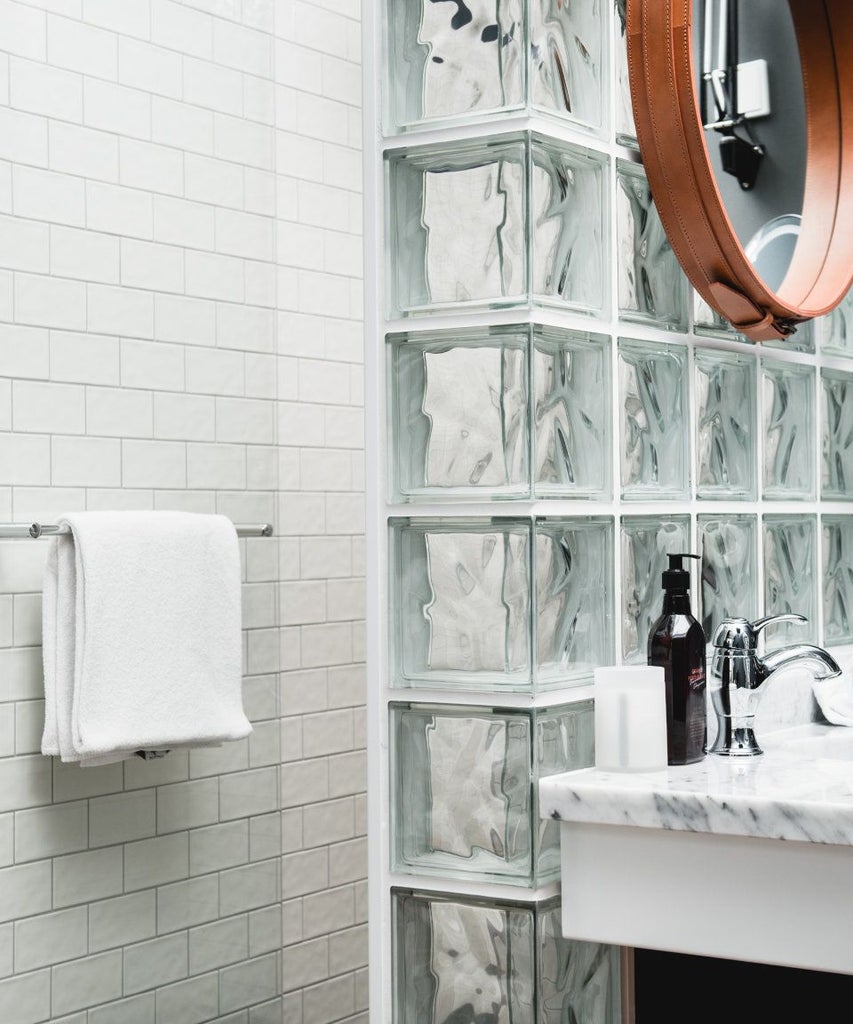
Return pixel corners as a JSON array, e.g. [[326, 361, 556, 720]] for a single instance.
[[41, 510, 252, 766]]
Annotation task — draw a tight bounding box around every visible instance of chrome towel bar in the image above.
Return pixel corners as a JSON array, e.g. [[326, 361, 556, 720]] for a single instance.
[[0, 522, 274, 539]]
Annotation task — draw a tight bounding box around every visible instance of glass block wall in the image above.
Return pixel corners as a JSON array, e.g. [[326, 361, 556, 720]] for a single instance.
[[364, 2, 853, 1022]]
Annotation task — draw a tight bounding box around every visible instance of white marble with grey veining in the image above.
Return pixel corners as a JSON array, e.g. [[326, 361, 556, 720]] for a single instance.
[[539, 722, 853, 846]]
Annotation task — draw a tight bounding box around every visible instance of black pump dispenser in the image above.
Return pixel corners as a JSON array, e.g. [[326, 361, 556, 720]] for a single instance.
[[648, 552, 707, 765], [662, 552, 698, 593]]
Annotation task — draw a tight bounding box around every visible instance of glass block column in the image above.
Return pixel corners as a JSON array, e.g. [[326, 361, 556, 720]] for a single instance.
[[364, 1, 853, 1022]]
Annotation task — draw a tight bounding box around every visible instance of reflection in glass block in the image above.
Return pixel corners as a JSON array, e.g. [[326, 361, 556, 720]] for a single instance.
[[822, 289, 853, 358], [695, 350, 757, 500], [823, 516, 853, 646], [386, 0, 525, 131], [391, 519, 532, 691], [621, 516, 691, 663], [393, 890, 622, 1024], [821, 368, 853, 500], [618, 338, 689, 500], [387, 134, 608, 317], [765, 318, 815, 355], [391, 701, 594, 885], [533, 328, 611, 498], [699, 515, 758, 639], [531, 136, 607, 315], [530, 0, 606, 130], [614, 0, 636, 147], [763, 515, 817, 644], [616, 160, 688, 330], [535, 518, 614, 685], [387, 137, 527, 316], [389, 327, 529, 500], [762, 360, 815, 500], [693, 290, 741, 339]]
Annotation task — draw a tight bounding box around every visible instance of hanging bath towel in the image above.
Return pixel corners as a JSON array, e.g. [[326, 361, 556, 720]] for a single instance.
[[41, 510, 252, 766]]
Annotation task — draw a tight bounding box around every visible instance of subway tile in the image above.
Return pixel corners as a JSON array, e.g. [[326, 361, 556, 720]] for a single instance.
[[15, 697, 44, 752], [214, 112, 274, 170], [156, 777, 219, 834], [0, 969, 51, 1024], [152, 195, 216, 252], [87, 283, 155, 338], [123, 932, 188, 995], [89, 789, 156, 847], [156, 875, 219, 934], [213, 18, 272, 75], [54, 847, 123, 907], [0, 706, 14, 757], [0, 860, 51, 922], [48, 13, 118, 79], [88, 993, 154, 1024], [86, 181, 153, 240], [89, 891, 156, 953], [15, 907, 88, 972], [0, 325, 49, 379], [10, 55, 82, 122], [189, 740, 249, 779], [219, 767, 278, 821], [153, 393, 215, 442], [120, 339, 185, 390], [189, 819, 249, 876], [183, 56, 242, 116], [119, 138, 183, 196], [84, 77, 151, 138], [52, 949, 123, 1015], [0, 105, 42, 169], [122, 439, 186, 489], [155, 972, 219, 1024], [13, 166, 85, 228], [303, 974, 355, 1024], [50, 226, 120, 285], [118, 37, 182, 98], [48, 121, 119, 182], [189, 916, 248, 975], [151, 96, 213, 154], [15, 800, 88, 861], [219, 952, 278, 1014], [124, 831, 188, 891], [154, 294, 217, 347], [86, 386, 153, 438], [184, 153, 243, 207], [185, 347, 244, 396], [151, 0, 213, 60], [248, 904, 280, 957], [218, 859, 279, 917], [12, 381, 85, 434], [0, 922, 11, 978], [215, 397, 274, 444], [281, 936, 329, 993], [120, 240, 184, 294], [186, 443, 245, 490], [217, 303, 275, 353], [14, 273, 86, 331], [49, 324, 117, 385], [52, 759, 123, 802], [52, 436, 122, 487], [185, 251, 245, 303], [0, 754, 52, 813]]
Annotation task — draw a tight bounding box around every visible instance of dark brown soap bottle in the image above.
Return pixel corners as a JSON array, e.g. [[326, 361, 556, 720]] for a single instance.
[[648, 553, 707, 765]]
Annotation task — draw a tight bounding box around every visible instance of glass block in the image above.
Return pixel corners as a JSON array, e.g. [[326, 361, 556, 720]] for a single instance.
[[390, 517, 614, 692], [530, 136, 607, 315], [823, 516, 853, 647], [614, 0, 637, 147], [821, 368, 853, 500], [763, 514, 818, 644], [616, 160, 688, 331], [533, 327, 611, 498], [391, 518, 532, 691], [386, 0, 525, 131], [693, 290, 742, 340], [387, 136, 527, 317], [762, 359, 815, 500], [764, 318, 815, 355], [393, 890, 623, 1024], [621, 516, 691, 663], [618, 338, 690, 500], [535, 518, 615, 686], [388, 326, 529, 500], [530, 0, 607, 131], [699, 515, 758, 640], [385, 0, 608, 135], [695, 349, 757, 500], [387, 133, 608, 319], [391, 700, 594, 885], [821, 288, 853, 358]]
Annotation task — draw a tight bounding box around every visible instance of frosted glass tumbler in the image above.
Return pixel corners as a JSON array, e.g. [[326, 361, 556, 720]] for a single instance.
[[594, 666, 667, 772]]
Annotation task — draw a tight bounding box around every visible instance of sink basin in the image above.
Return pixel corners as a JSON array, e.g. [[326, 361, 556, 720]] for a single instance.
[[768, 723, 853, 762]]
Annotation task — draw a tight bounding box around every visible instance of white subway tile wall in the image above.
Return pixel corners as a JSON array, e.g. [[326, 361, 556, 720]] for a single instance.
[[0, 0, 366, 1022]]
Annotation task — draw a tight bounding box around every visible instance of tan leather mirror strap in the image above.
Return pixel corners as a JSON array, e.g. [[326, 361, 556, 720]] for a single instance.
[[627, 0, 853, 342]]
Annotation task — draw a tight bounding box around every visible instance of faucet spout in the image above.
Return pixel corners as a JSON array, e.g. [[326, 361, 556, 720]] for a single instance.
[[709, 615, 843, 757], [758, 644, 842, 683]]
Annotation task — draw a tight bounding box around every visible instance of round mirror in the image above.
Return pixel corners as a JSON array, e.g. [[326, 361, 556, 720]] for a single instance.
[[627, 1, 853, 342]]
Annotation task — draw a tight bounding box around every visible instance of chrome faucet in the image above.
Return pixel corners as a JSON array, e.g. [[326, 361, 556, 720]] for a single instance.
[[708, 613, 842, 756]]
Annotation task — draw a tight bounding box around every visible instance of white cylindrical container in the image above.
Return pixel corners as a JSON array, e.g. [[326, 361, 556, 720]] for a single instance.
[[594, 665, 668, 772]]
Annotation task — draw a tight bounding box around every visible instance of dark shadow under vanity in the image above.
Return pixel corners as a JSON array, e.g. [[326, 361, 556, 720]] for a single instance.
[[634, 948, 853, 1022]]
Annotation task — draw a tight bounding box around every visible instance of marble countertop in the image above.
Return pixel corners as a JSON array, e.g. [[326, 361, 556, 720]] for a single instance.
[[539, 722, 853, 846]]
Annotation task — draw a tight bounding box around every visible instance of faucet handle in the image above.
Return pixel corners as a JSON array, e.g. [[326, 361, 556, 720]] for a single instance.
[[712, 614, 807, 651]]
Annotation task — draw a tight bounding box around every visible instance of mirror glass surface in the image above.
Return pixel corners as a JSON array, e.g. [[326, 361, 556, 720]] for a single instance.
[[693, 0, 807, 293]]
